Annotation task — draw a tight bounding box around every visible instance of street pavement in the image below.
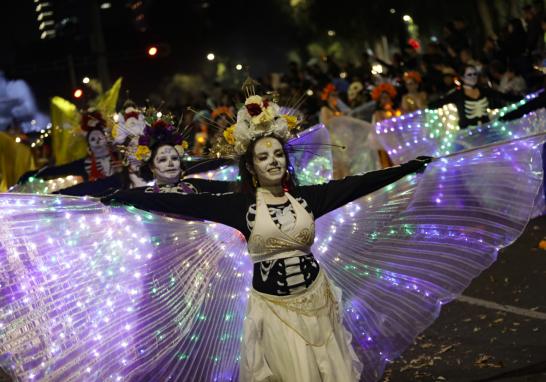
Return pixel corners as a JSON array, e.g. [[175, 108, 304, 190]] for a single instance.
[[382, 215, 546, 382]]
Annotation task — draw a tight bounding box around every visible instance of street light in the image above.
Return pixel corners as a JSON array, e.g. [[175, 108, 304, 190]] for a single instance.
[[235, 64, 243, 71], [147, 46, 158, 57], [206, 53, 215, 61], [82, 77, 90, 84], [402, 15, 412, 22], [327, 30, 336, 37]]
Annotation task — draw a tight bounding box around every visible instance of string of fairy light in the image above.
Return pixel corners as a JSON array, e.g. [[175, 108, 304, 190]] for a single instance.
[[375, 92, 542, 163]]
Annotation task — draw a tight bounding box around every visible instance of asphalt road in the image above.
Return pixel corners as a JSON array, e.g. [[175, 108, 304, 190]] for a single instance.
[[382, 215, 546, 382]]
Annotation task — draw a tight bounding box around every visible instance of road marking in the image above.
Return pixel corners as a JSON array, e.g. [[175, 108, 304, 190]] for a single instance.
[[457, 295, 546, 320]]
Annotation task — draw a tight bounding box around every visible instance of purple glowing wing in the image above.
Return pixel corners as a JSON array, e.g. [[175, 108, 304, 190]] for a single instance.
[[375, 93, 543, 165], [312, 134, 545, 382], [188, 124, 333, 185], [325, 116, 383, 179], [286, 123, 333, 185], [0, 195, 251, 381]]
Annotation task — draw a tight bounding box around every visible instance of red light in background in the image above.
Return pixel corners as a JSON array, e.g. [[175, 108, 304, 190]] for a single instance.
[[147, 46, 158, 57], [73, 88, 83, 98]]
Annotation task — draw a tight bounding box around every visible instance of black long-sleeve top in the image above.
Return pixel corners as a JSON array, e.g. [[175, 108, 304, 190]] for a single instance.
[[429, 86, 521, 128], [104, 160, 426, 240], [19, 158, 88, 184]]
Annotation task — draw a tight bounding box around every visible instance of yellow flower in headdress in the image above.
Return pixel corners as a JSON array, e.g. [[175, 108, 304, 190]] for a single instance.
[[223, 125, 236, 145], [282, 115, 298, 130], [182, 140, 189, 150], [135, 145, 151, 161]]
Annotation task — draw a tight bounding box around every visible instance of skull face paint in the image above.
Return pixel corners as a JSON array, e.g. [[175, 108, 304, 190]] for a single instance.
[[151, 144, 182, 185], [462, 67, 479, 87], [250, 137, 287, 188], [87, 129, 109, 157]]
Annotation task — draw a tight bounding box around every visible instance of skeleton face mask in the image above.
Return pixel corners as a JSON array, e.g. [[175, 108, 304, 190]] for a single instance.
[[249, 137, 287, 187], [463, 67, 479, 87], [151, 145, 182, 185], [87, 129, 109, 157]]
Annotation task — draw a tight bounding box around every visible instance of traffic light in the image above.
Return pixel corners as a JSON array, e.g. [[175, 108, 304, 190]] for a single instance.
[[145, 43, 171, 58]]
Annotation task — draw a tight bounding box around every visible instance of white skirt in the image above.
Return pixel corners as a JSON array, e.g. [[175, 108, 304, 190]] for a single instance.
[[239, 270, 363, 382]]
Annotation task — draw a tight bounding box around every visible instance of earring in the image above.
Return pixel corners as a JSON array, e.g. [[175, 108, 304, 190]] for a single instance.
[[252, 176, 258, 188], [285, 170, 290, 181]]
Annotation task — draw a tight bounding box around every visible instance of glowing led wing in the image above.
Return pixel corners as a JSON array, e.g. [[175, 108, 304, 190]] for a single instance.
[[8, 175, 84, 194], [0, 195, 250, 381], [375, 93, 542, 164], [325, 116, 382, 179], [188, 124, 333, 185], [313, 134, 545, 382]]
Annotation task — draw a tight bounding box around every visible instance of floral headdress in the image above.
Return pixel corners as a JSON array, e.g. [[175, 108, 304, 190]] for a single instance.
[[111, 103, 147, 145], [132, 111, 189, 162], [371, 83, 397, 101], [320, 83, 336, 101], [403, 71, 422, 84], [80, 109, 107, 133]]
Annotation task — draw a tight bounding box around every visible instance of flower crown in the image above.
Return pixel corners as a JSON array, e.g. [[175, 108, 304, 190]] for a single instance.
[[403, 71, 422, 84], [320, 83, 336, 101], [214, 94, 300, 156], [371, 82, 397, 101], [80, 109, 106, 133], [134, 113, 188, 162], [111, 106, 188, 165]]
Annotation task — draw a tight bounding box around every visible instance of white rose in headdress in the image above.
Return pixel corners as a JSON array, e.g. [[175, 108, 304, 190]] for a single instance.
[[124, 114, 146, 137], [245, 95, 263, 105]]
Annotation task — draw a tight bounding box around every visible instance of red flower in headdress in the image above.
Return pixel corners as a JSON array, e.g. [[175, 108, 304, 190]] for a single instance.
[[403, 71, 422, 84], [371, 83, 397, 101], [81, 110, 106, 132], [320, 83, 336, 101], [245, 103, 262, 117]]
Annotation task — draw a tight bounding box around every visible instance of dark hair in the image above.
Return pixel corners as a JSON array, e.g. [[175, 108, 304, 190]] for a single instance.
[[139, 142, 186, 182], [459, 64, 478, 76], [238, 135, 297, 194]]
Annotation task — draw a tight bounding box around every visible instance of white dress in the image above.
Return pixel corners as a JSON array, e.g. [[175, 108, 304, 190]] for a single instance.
[[239, 189, 363, 382]]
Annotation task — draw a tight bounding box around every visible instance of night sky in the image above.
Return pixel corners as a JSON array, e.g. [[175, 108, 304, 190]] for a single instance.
[[1, 0, 485, 109], [1, 0, 303, 108]]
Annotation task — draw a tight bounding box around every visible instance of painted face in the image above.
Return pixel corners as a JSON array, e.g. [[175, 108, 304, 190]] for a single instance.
[[405, 79, 418, 93], [379, 92, 392, 108], [87, 129, 109, 157], [151, 145, 182, 185], [250, 137, 287, 188], [463, 67, 479, 87]]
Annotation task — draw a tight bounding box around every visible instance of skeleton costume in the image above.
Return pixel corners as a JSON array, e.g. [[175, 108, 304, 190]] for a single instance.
[[429, 86, 520, 128], [17, 110, 122, 187], [2, 91, 545, 382], [105, 161, 429, 381]]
